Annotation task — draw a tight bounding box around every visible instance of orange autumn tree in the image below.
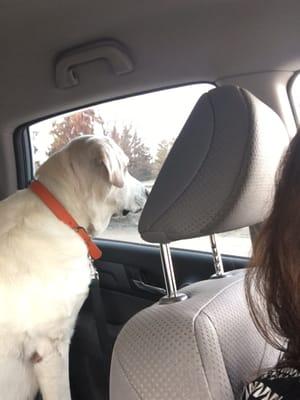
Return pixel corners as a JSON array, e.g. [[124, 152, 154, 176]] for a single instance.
[[47, 109, 154, 181], [47, 109, 104, 156]]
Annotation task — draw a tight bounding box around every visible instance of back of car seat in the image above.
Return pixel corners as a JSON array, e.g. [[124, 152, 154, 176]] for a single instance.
[[110, 86, 288, 400]]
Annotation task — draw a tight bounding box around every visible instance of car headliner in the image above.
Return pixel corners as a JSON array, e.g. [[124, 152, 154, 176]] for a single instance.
[[0, 0, 299, 129], [0, 0, 299, 198]]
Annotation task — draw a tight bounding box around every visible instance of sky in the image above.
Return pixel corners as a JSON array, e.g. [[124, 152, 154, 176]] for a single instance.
[[30, 83, 214, 165]]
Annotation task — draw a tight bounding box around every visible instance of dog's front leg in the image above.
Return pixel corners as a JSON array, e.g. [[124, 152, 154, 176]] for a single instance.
[[33, 339, 71, 400]]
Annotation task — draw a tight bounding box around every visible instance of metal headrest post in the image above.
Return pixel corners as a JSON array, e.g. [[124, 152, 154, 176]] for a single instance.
[[159, 243, 188, 305], [209, 234, 226, 278]]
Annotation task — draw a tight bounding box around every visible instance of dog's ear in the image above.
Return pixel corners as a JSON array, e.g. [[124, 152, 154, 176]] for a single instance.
[[100, 142, 125, 188]]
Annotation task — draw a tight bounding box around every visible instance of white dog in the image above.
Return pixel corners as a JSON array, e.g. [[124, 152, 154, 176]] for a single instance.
[[0, 135, 148, 400]]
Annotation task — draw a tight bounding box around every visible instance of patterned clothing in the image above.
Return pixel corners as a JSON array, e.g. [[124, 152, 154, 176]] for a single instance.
[[242, 368, 300, 399]]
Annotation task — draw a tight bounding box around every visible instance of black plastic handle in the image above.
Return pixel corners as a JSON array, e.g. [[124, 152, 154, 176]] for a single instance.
[[132, 279, 166, 296]]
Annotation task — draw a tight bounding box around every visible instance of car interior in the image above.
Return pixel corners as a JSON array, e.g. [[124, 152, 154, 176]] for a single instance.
[[0, 1, 300, 399]]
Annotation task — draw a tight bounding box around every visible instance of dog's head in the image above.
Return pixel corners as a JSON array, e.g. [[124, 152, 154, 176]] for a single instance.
[[37, 135, 148, 236]]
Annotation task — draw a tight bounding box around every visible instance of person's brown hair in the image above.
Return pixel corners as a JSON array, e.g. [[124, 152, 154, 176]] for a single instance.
[[245, 131, 300, 368]]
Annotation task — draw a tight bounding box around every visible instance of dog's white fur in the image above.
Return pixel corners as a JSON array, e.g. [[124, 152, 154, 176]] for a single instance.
[[0, 135, 147, 400]]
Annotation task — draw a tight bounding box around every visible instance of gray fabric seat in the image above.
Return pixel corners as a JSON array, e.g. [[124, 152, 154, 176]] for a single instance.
[[110, 86, 289, 400], [111, 270, 278, 400]]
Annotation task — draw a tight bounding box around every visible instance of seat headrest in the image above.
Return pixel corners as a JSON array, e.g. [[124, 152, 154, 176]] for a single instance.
[[138, 85, 288, 244]]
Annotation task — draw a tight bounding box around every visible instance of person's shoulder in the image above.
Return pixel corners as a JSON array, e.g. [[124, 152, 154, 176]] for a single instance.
[[242, 367, 300, 399]]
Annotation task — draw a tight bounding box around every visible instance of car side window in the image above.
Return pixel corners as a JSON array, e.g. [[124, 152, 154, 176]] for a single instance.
[[29, 84, 252, 257]]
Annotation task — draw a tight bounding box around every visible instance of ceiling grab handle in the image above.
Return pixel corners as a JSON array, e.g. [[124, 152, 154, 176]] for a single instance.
[[55, 39, 134, 89]]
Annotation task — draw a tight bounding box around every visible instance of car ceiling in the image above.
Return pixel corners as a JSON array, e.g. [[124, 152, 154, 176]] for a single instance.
[[0, 0, 299, 130]]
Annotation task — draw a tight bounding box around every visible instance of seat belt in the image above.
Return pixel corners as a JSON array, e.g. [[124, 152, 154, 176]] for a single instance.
[[89, 270, 113, 382]]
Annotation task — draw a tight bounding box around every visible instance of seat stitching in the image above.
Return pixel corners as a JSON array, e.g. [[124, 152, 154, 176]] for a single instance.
[[194, 311, 234, 400], [190, 276, 244, 319], [189, 277, 244, 399]]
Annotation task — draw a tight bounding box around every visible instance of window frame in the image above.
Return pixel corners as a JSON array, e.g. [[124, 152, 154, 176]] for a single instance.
[[287, 71, 300, 127], [14, 126, 34, 189]]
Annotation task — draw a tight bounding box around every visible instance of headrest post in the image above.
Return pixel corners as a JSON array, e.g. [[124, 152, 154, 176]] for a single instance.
[[209, 234, 225, 278], [159, 243, 188, 304]]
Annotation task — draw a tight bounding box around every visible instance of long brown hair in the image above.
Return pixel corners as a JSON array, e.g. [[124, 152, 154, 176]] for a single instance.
[[245, 131, 300, 368]]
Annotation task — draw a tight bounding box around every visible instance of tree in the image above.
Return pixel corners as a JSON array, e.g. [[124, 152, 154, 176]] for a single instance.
[[152, 138, 174, 175], [108, 126, 153, 181], [47, 108, 154, 181], [129, 131, 153, 181], [47, 109, 104, 155], [108, 125, 133, 160]]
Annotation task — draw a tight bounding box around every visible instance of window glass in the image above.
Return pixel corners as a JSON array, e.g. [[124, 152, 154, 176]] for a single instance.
[[29, 84, 252, 257]]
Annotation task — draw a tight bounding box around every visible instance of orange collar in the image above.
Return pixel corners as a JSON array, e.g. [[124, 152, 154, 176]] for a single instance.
[[29, 180, 102, 261]]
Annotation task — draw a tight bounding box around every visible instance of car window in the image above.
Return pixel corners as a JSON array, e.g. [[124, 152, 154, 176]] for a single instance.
[[29, 84, 252, 257]]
